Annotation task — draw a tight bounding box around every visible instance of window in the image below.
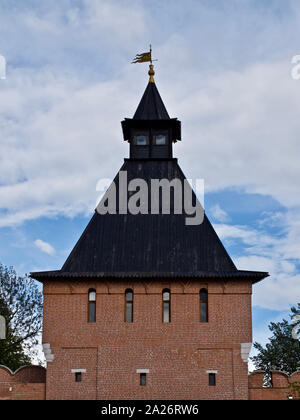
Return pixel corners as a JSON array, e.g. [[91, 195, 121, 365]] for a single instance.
[[200, 288, 208, 323], [133, 134, 149, 146], [154, 133, 168, 145], [162, 289, 171, 323], [209, 373, 216, 386], [75, 372, 82, 382], [140, 373, 146, 386], [88, 289, 96, 323], [125, 289, 133, 323]]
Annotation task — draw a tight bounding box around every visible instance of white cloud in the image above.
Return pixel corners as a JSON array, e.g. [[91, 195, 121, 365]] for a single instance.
[[210, 204, 229, 222], [253, 273, 300, 311], [0, 67, 131, 226], [34, 239, 55, 255], [214, 223, 276, 250], [214, 213, 300, 310], [174, 60, 300, 209], [81, 0, 146, 42]]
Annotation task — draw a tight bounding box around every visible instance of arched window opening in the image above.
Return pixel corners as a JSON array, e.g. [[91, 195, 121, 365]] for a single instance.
[[125, 289, 133, 323], [162, 289, 171, 323], [88, 289, 96, 323], [200, 288, 208, 323]]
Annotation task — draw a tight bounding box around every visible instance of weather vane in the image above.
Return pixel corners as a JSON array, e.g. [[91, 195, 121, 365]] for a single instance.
[[131, 45, 157, 83]]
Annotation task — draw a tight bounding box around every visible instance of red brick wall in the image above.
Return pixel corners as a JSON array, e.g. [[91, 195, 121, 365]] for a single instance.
[[3, 279, 297, 400], [0, 365, 46, 400], [42, 278, 253, 400], [248, 371, 300, 400], [10, 383, 46, 400], [46, 347, 97, 400]]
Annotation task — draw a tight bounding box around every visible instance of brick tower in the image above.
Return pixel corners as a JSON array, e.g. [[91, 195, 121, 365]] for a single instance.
[[31, 64, 268, 400]]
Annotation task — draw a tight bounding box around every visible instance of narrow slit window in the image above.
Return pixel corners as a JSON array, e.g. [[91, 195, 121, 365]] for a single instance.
[[140, 373, 146, 386], [88, 289, 96, 323], [75, 372, 82, 382], [162, 289, 171, 323], [209, 373, 216, 386], [125, 289, 133, 323], [200, 288, 208, 323]]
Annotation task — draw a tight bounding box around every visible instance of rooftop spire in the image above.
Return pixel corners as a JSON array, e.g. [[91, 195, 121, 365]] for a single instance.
[[133, 81, 170, 120], [131, 46, 169, 119]]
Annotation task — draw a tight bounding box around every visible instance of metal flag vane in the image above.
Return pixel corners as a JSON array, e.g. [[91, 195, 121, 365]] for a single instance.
[[131, 45, 157, 83]]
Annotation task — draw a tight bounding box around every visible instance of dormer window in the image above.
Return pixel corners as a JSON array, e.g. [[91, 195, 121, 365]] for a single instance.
[[154, 133, 168, 145], [134, 134, 149, 146]]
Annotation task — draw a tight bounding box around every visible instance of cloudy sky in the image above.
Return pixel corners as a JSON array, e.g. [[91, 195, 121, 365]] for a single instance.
[[0, 0, 300, 366]]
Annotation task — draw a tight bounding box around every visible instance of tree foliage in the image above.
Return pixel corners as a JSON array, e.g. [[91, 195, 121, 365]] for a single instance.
[[251, 304, 300, 376], [288, 382, 300, 400], [0, 264, 43, 371]]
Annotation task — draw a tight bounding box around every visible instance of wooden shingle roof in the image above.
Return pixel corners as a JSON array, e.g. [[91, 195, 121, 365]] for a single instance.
[[31, 159, 268, 283]]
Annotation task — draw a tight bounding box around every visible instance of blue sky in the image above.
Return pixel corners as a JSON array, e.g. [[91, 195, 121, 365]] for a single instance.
[[0, 0, 300, 366]]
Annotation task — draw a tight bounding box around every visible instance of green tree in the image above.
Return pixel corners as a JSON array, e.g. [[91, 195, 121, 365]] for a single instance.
[[288, 382, 300, 400], [251, 304, 300, 377], [0, 264, 43, 371]]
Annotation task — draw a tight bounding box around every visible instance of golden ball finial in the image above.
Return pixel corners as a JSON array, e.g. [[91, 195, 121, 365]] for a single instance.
[[148, 64, 155, 83]]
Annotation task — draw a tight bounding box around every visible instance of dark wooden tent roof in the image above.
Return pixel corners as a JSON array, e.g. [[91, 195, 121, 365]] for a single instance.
[[133, 82, 170, 120], [31, 159, 268, 283]]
